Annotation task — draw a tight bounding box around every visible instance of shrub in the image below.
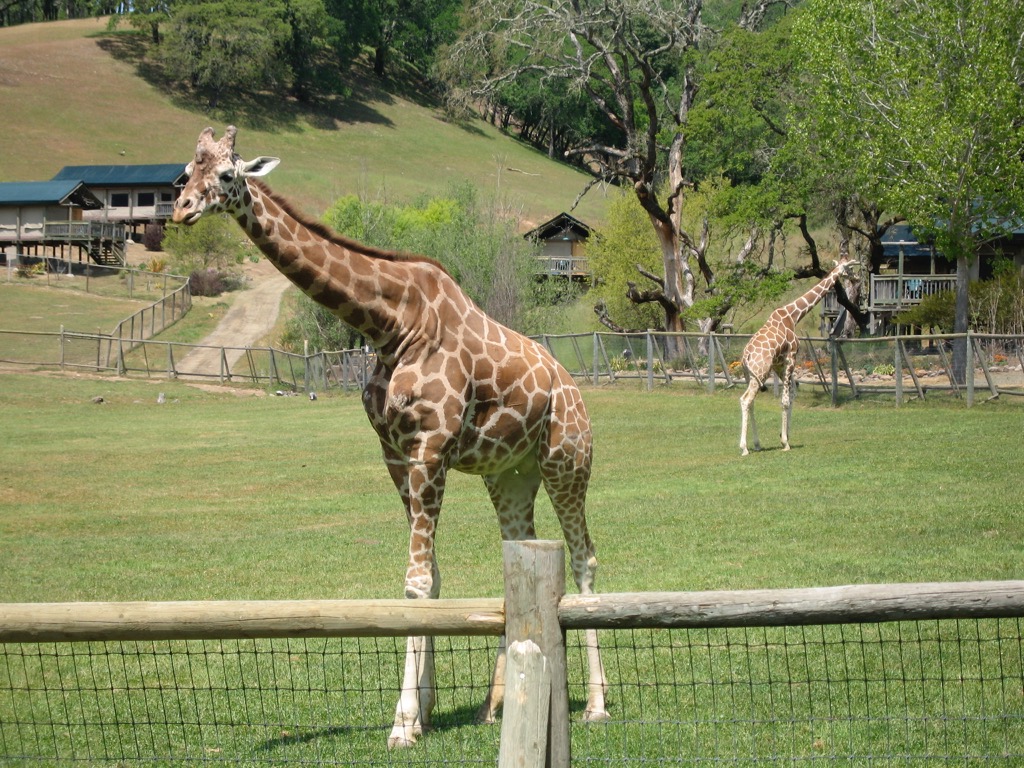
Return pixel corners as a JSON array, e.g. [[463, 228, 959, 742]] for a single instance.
[[188, 268, 226, 297], [143, 223, 165, 252]]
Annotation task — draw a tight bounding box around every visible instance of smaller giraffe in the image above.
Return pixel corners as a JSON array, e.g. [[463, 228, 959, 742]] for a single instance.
[[739, 259, 853, 455]]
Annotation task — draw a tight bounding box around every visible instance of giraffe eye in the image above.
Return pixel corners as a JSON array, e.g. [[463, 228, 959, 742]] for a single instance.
[[219, 170, 235, 183]]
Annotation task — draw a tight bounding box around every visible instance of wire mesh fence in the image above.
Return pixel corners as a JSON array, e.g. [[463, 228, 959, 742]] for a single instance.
[[1, 636, 504, 766], [3, 608, 1023, 764], [539, 330, 1024, 405], [574, 620, 1024, 766], [2, 257, 192, 347], [2, 324, 1023, 404]]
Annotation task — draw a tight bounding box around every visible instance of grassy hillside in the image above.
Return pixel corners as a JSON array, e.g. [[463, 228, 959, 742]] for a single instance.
[[0, 18, 609, 227]]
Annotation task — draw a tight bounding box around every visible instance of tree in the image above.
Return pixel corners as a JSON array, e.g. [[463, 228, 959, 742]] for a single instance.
[[284, 184, 566, 351], [343, 0, 462, 78], [162, 214, 252, 274], [797, 0, 1024, 379], [444, 0, 798, 352], [107, 1, 175, 44], [159, 1, 290, 106]]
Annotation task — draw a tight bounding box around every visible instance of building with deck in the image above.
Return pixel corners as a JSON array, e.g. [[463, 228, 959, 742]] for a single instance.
[[0, 180, 127, 266], [821, 222, 1024, 334], [525, 212, 593, 282], [51, 164, 188, 238]]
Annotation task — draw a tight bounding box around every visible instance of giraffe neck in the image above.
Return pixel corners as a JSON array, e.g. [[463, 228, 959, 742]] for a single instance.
[[234, 180, 413, 354], [779, 265, 845, 325]]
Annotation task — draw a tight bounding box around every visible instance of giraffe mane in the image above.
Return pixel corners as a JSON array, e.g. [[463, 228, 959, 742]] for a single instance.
[[251, 180, 451, 275]]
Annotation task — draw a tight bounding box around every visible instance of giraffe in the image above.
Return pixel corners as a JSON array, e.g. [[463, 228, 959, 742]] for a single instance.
[[739, 259, 853, 456], [171, 126, 608, 747]]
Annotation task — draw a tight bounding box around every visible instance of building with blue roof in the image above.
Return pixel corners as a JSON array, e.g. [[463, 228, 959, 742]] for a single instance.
[[51, 163, 188, 238], [0, 179, 128, 264], [1, 164, 188, 266]]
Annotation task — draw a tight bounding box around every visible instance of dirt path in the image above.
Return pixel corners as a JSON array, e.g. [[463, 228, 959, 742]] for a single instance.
[[176, 260, 291, 378]]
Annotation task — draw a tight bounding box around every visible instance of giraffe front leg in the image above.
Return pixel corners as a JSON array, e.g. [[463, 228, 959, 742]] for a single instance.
[[388, 463, 444, 749], [475, 636, 507, 724], [390, 635, 436, 749], [739, 379, 761, 456], [780, 369, 795, 451], [578, 555, 610, 722]]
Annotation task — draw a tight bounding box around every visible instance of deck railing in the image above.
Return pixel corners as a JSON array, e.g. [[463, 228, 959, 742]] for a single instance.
[[42, 220, 126, 242], [870, 274, 957, 306], [536, 255, 590, 278]]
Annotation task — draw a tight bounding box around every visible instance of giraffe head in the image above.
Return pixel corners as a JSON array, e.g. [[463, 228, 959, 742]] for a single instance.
[[172, 126, 280, 226], [835, 257, 856, 275]]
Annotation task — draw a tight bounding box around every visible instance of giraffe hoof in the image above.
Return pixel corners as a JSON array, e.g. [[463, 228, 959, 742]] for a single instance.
[[387, 731, 418, 750], [740, 448, 749, 456], [584, 708, 611, 723], [474, 701, 500, 724], [387, 723, 422, 749]]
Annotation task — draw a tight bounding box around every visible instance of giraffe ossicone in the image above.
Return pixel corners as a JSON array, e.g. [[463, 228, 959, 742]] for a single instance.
[[173, 126, 608, 747], [738, 259, 854, 456]]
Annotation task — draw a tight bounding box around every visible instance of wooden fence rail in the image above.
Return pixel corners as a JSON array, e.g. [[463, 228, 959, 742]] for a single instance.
[[3, 542, 1024, 766]]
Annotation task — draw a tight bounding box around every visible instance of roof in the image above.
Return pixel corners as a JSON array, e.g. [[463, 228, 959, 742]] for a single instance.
[[0, 180, 103, 209], [51, 163, 188, 187], [880, 223, 934, 259], [525, 212, 594, 241]]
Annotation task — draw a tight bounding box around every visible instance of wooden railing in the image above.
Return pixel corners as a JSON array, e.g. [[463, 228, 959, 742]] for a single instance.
[[43, 220, 126, 242], [536, 255, 590, 278], [870, 274, 956, 306], [822, 273, 958, 315]]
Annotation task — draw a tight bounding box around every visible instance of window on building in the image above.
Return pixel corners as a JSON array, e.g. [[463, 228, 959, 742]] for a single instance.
[[110, 192, 129, 207], [137, 192, 155, 207]]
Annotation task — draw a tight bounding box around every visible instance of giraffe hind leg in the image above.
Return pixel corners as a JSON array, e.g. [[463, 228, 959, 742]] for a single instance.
[[780, 363, 796, 451], [474, 463, 543, 725], [739, 377, 762, 456], [540, 462, 609, 722]]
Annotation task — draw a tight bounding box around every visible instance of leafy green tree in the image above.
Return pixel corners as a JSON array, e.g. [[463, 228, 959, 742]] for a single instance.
[[283, 184, 565, 351], [162, 214, 252, 275], [589, 192, 665, 333], [339, 0, 462, 78], [159, 1, 290, 106], [797, 0, 1024, 379]]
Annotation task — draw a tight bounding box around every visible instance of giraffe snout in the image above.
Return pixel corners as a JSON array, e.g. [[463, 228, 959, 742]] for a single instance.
[[172, 195, 202, 225]]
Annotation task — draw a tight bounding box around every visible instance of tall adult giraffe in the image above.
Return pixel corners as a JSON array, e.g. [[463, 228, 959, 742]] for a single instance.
[[172, 126, 608, 747], [739, 259, 853, 456]]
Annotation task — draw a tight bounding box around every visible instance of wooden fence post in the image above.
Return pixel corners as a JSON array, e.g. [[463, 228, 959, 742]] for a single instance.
[[502, 540, 569, 768], [828, 337, 837, 407], [498, 640, 552, 768], [646, 331, 654, 392], [966, 330, 975, 407], [894, 337, 903, 407]]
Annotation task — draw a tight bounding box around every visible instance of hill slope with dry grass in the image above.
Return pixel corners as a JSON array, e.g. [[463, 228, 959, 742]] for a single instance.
[[0, 18, 609, 226]]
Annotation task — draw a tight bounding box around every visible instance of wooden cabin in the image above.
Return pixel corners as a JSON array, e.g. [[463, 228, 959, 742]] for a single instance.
[[525, 212, 593, 281], [0, 180, 126, 266], [50, 164, 188, 239], [823, 222, 1024, 333]]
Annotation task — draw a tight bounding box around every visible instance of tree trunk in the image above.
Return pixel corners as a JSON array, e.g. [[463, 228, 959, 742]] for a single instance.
[[951, 255, 971, 385]]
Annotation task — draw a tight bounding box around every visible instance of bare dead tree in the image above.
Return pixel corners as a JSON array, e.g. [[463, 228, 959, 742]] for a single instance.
[[445, 0, 797, 348]]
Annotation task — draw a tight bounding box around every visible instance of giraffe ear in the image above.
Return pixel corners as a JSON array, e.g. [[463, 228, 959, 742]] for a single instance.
[[238, 156, 280, 178]]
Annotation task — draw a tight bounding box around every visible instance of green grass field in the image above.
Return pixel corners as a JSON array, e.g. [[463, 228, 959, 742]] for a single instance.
[[2, 373, 1022, 765], [2, 373, 1021, 603]]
